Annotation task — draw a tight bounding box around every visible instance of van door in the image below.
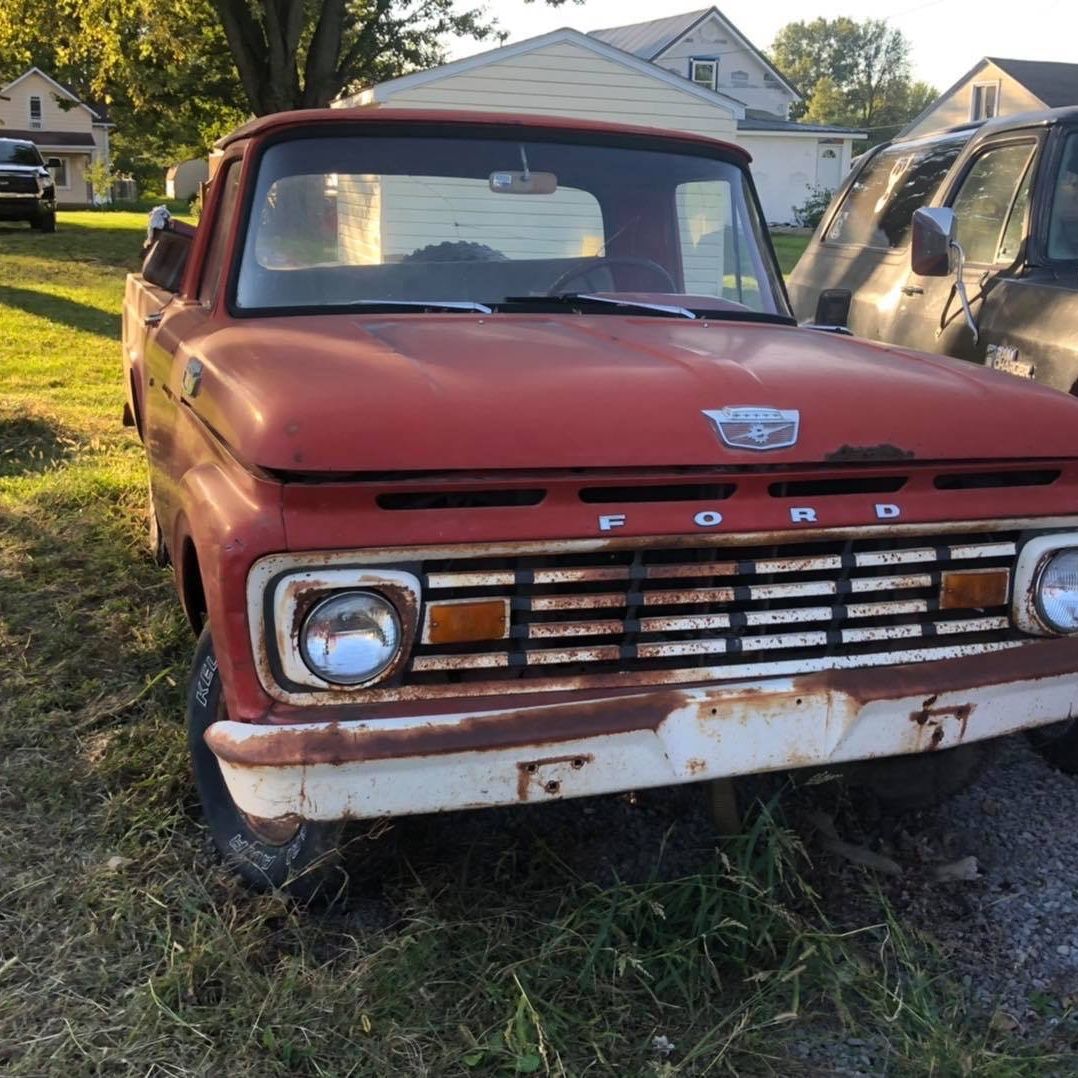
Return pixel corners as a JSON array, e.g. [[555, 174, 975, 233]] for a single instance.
[[975, 125, 1078, 393], [890, 135, 1041, 358]]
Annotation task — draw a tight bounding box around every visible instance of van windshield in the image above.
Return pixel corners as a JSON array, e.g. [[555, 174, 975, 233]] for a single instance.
[[0, 141, 43, 167], [235, 132, 788, 318], [826, 131, 970, 250]]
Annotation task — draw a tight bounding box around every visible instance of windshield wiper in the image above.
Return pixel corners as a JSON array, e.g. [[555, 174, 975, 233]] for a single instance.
[[334, 299, 492, 314], [501, 293, 696, 319]]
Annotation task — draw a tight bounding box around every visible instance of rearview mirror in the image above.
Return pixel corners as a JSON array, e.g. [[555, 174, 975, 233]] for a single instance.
[[489, 170, 558, 195], [142, 229, 192, 293], [46, 157, 63, 170], [911, 207, 957, 276]]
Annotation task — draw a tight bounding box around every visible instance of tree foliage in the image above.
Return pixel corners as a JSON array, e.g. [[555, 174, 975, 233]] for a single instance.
[[0, 0, 578, 187], [771, 17, 937, 145]]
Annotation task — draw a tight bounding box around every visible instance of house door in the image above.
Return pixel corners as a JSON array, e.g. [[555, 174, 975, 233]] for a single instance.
[[816, 144, 842, 191]]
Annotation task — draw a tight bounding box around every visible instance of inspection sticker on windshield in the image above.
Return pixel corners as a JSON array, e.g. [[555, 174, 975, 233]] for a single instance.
[[703, 406, 800, 451]]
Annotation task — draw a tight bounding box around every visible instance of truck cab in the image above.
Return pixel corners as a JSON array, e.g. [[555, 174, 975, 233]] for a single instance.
[[123, 109, 1078, 895]]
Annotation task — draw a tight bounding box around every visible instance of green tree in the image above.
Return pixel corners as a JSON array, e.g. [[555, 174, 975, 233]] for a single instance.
[[211, 0, 580, 116], [771, 17, 934, 144]]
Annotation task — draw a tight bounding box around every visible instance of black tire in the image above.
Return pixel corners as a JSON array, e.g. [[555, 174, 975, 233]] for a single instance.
[[32, 211, 56, 233], [840, 741, 997, 811], [1027, 720, 1078, 774], [147, 480, 170, 567], [187, 627, 345, 898]]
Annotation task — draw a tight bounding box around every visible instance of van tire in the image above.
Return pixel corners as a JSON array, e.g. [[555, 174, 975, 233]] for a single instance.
[[1027, 720, 1078, 774], [841, 741, 996, 810], [187, 627, 345, 899]]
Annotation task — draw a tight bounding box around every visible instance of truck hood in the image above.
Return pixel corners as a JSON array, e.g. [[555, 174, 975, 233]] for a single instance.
[[193, 314, 1078, 473]]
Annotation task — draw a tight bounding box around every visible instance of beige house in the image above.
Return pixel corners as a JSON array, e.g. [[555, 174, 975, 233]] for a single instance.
[[334, 9, 865, 225], [903, 57, 1078, 140], [0, 67, 112, 206]]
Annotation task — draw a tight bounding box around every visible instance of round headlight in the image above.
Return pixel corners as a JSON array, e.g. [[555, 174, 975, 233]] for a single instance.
[[300, 591, 401, 685], [1037, 549, 1078, 633]]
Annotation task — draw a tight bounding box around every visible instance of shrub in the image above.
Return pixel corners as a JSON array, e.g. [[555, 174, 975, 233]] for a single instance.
[[793, 184, 835, 230]]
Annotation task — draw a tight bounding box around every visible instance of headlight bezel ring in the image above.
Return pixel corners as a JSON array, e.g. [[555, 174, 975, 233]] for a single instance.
[[299, 589, 404, 686], [1012, 532, 1078, 636]]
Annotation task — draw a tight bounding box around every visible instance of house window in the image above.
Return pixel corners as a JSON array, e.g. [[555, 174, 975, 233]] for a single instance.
[[49, 157, 68, 188], [730, 71, 749, 87], [971, 82, 1000, 121], [29, 95, 42, 129], [690, 59, 718, 91]]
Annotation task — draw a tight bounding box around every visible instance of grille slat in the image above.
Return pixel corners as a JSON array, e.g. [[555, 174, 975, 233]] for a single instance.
[[407, 530, 1022, 688]]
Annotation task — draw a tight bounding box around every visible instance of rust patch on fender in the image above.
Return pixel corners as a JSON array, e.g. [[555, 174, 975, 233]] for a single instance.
[[909, 703, 972, 748], [207, 692, 686, 768], [516, 752, 593, 800], [824, 443, 915, 463], [796, 638, 1078, 707]]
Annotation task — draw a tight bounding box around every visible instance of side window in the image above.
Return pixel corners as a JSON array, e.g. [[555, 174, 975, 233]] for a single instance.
[[826, 135, 966, 249], [198, 165, 241, 306], [950, 142, 1035, 265], [1047, 131, 1078, 261]]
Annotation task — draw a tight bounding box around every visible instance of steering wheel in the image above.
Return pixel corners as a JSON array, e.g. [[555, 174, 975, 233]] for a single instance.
[[546, 256, 677, 295]]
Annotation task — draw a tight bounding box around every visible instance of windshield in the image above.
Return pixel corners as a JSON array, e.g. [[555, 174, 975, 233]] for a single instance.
[[0, 141, 43, 167], [235, 132, 788, 318]]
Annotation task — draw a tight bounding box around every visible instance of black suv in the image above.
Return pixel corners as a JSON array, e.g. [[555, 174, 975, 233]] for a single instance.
[[0, 138, 58, 232], [788, 107, 1078, 394]]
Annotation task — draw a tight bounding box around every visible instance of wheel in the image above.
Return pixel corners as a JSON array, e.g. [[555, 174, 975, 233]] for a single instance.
[[32, 211, 56, 233], [187, 627, 345, 898], [1027, 720, 1078, 773], [839, 741, 996, 810], [545, 256, 678, 295], [147, 479, 170, 567]]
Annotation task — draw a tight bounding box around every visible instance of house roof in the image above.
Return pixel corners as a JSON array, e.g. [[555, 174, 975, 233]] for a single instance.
[[588, 7, 801, 101], [987, 57, 1078, 107], [0, 128, 95, 148], [737, 115, 866, 137], [338, 27, 748, 116], [589, 9, 710, 58], [0, 66, 111, 124]]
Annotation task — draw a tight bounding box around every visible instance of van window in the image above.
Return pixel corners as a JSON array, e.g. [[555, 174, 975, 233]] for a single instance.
[[950, 142, 1035, 264], [826, 134, 968, 249], [1048, 131, 1078, 261]]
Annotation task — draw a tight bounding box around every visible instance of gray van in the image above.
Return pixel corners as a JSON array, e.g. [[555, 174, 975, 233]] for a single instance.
[[788, 107, 1078, 392]]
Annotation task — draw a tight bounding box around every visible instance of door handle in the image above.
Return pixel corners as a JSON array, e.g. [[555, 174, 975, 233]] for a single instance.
[[901, 285, 924, 296]]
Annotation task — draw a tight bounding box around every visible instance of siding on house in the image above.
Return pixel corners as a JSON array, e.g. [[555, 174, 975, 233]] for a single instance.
[[650, 13, 793, 119], [903, 60, 1046, 139], [363, 41, 739, 142], [740, 133, 855, 223], [0, 68, 109, 205]]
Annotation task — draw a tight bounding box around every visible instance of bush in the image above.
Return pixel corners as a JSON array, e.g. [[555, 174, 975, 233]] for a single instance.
[[793, 184, 835, 230]]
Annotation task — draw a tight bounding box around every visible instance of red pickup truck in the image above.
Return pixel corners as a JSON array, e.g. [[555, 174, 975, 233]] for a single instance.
[[123, 108, 1078, 895]]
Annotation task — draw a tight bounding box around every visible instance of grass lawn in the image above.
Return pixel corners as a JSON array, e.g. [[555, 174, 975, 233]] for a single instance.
[[0, 212, 1070, 1076], [770, 233, 811, 277]]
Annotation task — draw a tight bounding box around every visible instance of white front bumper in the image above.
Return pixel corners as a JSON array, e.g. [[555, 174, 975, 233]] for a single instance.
[[205, 653, 1078, 822]]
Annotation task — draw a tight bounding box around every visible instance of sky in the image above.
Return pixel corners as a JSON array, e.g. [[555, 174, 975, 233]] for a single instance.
[[448, 0, 1078, 90]]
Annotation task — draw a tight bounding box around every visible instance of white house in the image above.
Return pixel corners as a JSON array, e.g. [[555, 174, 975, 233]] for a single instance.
[[0, 67, 112, 206], [902, 57, 1078, 140], [334, 8, 865, 224]]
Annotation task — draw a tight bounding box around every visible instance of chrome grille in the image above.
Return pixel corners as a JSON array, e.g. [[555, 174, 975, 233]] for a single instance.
[[408, 531, 1024, 687]]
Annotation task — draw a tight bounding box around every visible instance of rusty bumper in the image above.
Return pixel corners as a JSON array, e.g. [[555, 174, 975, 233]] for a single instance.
[[205, 640, 1078, 822]]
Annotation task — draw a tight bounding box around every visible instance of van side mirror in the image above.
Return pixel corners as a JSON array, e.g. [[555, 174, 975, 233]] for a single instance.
[[46, 157, 62, 170], [813, 288, 852, 328], [142, 229, 192, 293], [911, 207, 957, 276]]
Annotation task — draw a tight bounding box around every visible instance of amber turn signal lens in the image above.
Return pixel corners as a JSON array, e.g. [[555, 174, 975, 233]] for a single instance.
[[938, 568, 1010, 610], [423, 598, 510, 644]]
